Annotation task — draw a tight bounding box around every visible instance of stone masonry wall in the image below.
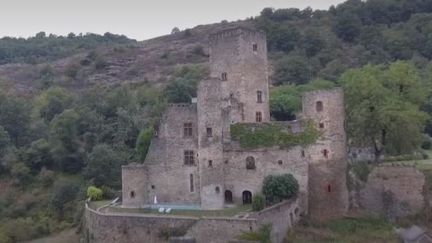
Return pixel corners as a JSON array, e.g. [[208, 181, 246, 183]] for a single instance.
[[85, 200, 299, 243], [122, 104, 199, 207], [223, 146, 309, 213], [359, 164, 426, 220]]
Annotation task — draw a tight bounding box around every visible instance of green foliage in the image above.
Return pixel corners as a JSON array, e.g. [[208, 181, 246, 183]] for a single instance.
[[34, 87, 74, 122], [158, 226, 188, 240], [270, 80, 335, 120], [87, 186, 103, 201], [273, 55, 310, 85], [350, 162, 371, 182], [340, 61, 428, 160], [0, 32, 135, 64], [85, 144, 125, 187], [231, 121, 320, 149], [238, 223, 272, 243], [252, 193, 266, 211], [163, 65, 209, 103], [136, 127, 154, 161], [50, 179, 80, 219], [262, 174, 299, 204], [0, 91, 31, 146]]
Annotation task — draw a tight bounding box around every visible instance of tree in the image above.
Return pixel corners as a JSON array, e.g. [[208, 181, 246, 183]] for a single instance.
[[340, 62, 428, 160], [272, 55, 311, 85], [50, 179, 80, 220], [34, 87, 74, 122], [87, 186, 103, 200], [136, 127, 154, 161], [252, 193, 265, 211], [171, 27, 180, 34], [49, 109, 84, 173], [333, 11, 362, 42], [0, 92, 31, 146], [262, 174, 299, 204], [85, 144, 124, 187]]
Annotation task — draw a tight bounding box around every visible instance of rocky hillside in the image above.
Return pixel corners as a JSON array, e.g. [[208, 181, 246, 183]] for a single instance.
[[0, 21, 253, 95]]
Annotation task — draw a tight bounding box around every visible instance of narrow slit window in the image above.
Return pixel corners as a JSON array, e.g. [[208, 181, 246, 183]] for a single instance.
[[221, 72, 228, 81], [190, 174, 194, 192], [206, 127, 213, 137], [208, 160, 213, 167], [316, 101, 323, 112], [253, 44, 258, 52], [327, 184, 332, 193]]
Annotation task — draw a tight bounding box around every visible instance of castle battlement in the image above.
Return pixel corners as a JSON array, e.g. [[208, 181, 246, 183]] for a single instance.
[[209, 27, 265, 43]]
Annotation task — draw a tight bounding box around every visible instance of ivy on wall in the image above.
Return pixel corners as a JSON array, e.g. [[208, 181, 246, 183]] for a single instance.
[[230, 121, 320, 149]]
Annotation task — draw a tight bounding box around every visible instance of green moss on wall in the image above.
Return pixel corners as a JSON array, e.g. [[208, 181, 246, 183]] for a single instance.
[[230, 121, 320, 149]]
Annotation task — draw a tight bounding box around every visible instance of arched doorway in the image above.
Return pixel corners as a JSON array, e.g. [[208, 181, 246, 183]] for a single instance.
[[225, 190, 233, 204], [242, 191, 252, 204]]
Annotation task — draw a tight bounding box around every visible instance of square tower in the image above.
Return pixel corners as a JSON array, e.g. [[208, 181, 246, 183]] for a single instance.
[[208, 27, 270, 124]]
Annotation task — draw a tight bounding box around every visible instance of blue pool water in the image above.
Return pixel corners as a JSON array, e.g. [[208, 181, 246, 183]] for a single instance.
[[145, 204, 201, 210]]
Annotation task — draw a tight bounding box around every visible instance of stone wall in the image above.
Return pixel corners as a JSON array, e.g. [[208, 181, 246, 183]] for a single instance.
[[122, 104, 200, 207], [223, 146, 309, 213], [85, 200, 299, 243], [359, 164, 426, 220], [253, 199, 300, 243]]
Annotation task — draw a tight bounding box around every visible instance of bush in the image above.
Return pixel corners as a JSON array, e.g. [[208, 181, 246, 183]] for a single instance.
[[350, 162, 371, 182], [87, 186, 103, 201], [252, 193, 265, 211], [262, 174, 299, 204]]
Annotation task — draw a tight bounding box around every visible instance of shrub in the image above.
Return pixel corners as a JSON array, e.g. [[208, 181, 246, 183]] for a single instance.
[[87, 186, 103, 201], [252, 193, 265, 211], [350, 162, 371, 182], [136, 127, 154, 161], [262, 174, 299, 204], [238, 223, 272, 243]]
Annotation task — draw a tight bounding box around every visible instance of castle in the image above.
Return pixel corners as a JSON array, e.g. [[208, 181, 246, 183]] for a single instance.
[[121, 27, 349, 221]]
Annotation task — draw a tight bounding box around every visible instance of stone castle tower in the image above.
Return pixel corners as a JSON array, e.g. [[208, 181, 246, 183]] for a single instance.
[[198, 28, 271, 209], [302, 89, 349, 220]]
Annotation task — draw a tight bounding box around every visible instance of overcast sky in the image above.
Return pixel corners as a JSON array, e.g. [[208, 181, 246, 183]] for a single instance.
[[0, 0, 346, 41]]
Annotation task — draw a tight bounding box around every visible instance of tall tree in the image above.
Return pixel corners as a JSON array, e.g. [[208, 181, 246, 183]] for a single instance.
[[340, 62, 428, 160]]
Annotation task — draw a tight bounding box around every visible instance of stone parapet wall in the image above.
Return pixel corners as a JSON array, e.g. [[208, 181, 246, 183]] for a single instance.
[[85, 199, 299, 243]]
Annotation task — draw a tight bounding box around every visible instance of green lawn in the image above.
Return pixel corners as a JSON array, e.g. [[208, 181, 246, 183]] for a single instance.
[[286, 217, 399, 243], [100, 204, 252, 218]]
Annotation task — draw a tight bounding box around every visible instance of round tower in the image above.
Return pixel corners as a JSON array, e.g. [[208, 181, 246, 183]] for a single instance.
[[302, 88, 349, 221]]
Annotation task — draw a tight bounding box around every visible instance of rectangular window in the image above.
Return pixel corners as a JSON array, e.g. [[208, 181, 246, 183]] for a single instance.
[[221, 72, 228, 81], [257, 91, 263, 103], [253, 44, 258, 52], [183, 123, 193, 137], [256, 112, 262, 123], [206, 127, 213, 137], [190, 174, 194, 192], [184, 150, 195, 165]]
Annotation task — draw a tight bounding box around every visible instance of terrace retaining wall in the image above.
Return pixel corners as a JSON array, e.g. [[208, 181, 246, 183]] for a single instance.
[[84, 199, 299, 243]]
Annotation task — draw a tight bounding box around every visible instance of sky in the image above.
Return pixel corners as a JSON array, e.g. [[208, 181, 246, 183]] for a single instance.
[[0, 0, 346, 41]]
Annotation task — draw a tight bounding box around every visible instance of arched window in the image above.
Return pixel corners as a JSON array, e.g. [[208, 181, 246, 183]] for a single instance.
[[242, 191, 252, 204], [246, 156, 256, 170], [225, 190, 233, 203], [316, 101, 323, 112]]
